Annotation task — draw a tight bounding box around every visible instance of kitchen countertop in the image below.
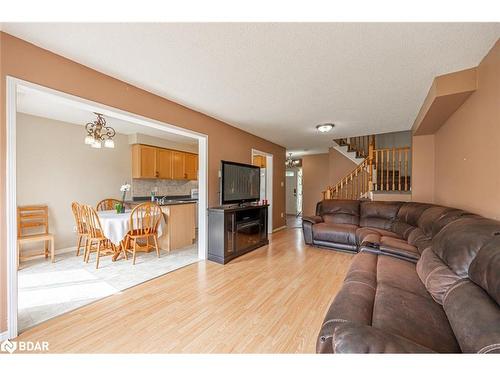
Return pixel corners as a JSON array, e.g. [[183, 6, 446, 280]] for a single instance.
[[127, 195, 198, 206]]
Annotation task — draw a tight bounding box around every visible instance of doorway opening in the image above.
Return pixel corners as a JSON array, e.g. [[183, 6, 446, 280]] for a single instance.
[[285, 167, 303, 229], [5, 77, 209, 338], [251, 149, 273, 234]]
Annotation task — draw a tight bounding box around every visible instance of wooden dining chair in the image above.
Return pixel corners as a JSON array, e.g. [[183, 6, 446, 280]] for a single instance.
[[81, 204, 115, 269], [96, 198, 121, 211], [124, 202, 162, 265], [71, 202, 88, 256], [17, 205, 55, 268]]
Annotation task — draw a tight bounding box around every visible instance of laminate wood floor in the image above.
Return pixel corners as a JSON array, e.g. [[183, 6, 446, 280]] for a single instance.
[[17, 228, 353, 353]]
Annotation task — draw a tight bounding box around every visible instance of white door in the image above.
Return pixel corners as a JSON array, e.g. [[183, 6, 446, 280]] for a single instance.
[[260, 168, 266, 201], [286, 169, 298, 215]]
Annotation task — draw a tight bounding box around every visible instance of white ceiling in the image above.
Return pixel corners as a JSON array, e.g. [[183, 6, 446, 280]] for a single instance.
[[3, 23, 499, 156], [16, 86, 197, 145]]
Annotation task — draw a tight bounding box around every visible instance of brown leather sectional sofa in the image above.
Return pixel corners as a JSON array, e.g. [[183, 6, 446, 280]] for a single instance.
[[302, 199, 500, 353]]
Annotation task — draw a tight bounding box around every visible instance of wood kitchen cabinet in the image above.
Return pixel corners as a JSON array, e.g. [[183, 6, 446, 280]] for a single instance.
[[132, 144, 198, 180], [184, 153, 198, 180], [157, 149, 173, 179], [132, 144, 157, 178], [172, 151, 185, 180], [158, 203, 196, 251]]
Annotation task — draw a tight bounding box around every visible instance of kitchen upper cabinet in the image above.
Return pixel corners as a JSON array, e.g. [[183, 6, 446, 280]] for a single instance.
[[252, 155, 266, 168], [172, 151, 185, 180], [157, 149, 173, 179], [185, 153, 198, 180], [132, 144, 197, 180], [132, 144, 157, 178]]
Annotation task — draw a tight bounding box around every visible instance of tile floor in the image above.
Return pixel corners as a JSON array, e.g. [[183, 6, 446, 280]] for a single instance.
[[18, 245, 199, 332]]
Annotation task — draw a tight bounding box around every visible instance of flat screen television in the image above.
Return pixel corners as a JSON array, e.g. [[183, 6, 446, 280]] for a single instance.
[[220, 160, 261, 205]]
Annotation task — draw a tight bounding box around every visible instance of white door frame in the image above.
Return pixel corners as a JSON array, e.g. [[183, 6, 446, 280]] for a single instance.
[[251, 149, 273, 234], [5, 76, 209, 339]]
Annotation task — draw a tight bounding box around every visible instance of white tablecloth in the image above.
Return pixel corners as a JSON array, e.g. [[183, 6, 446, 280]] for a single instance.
[[97, 210, 165, 245]]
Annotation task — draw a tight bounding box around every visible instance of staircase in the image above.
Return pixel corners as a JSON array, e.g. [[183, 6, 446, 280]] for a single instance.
[[323, 135, 411, 200]]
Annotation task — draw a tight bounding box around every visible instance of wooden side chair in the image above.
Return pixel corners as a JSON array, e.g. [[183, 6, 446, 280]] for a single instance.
[[96, 198, 121, 211], [81, 204, 115, 269], [124, 202, 162, 265], [71, 202, 88, 256], [17, 205, 55, 268]]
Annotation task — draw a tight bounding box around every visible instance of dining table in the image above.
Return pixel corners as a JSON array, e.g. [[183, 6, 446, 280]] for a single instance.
[[97, 209, 166, 261]]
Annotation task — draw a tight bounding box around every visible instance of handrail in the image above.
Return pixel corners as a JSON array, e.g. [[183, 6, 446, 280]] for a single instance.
[[334, 135, 374, 159], [323, 157, 372, 200], [322, 143, 411, 200]]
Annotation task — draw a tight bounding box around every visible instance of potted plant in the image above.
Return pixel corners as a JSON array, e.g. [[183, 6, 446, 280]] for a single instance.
[[116, 183, 131, 213]]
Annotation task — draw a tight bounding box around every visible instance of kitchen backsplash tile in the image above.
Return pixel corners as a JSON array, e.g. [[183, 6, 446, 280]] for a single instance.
[[132, 179, 198, 197]]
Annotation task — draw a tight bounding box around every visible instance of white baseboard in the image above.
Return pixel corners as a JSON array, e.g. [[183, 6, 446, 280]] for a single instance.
[[272, 226, 287, 233], [20, 246, 76, 261], [0, 331, 9, 341]]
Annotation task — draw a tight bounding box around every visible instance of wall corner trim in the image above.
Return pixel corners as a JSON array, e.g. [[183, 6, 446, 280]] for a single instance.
[[412, 67, 477, 136]]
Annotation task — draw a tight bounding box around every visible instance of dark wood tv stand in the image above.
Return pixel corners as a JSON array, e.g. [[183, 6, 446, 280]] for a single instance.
[[208, 204, 269, 264]]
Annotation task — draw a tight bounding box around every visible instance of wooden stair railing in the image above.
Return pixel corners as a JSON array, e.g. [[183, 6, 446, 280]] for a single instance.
[[323, 157, 373, 200], [373, 146, 411, 192], [322, 144, 411, 200], [334, 135, 374, 159]]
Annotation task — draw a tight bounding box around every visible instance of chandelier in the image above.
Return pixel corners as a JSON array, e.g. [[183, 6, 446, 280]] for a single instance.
[[84, 113, 116, 149], [285, 153, 300, 168]]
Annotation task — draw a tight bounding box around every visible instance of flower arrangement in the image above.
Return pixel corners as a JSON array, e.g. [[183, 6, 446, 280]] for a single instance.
[[116, 183, 131, 213]]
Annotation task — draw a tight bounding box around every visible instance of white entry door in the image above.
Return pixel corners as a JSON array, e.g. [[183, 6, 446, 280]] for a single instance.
[[286, 169, 298, 215]]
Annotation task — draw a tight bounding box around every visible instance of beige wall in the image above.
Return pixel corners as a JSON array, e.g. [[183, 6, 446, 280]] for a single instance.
[[411, 134, 435, 203], [302, 154, 330, 216], [328, 147, 357, 186], [0, 32, 286, 332], [302, 149, 357, 216], [433, 40, 500, 219], [17, 113, 132, 250]]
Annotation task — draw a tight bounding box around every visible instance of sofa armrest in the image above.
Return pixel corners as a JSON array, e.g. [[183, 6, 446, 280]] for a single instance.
[[332, 323, 435, 353], [302, 215, 323, 224], [332, 323, 434, 353]]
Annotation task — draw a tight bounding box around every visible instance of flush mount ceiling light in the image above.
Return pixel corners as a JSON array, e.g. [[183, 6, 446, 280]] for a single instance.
[[316, 123, 335, 133], [84, 113, 116, 149]]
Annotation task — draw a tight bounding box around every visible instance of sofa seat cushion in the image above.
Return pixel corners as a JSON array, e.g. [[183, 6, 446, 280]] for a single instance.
[[376, 255, 429, 298], [356, 227, 401, 245], [380, 236, 418, 253], [318, 251, 461, 353], [372, 283, 460, 353], [378, 236, 420, 262], [312, 223, 358, 246]]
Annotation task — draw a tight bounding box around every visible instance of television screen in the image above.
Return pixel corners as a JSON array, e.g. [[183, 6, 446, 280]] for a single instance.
[[221, 161, 261, 204]]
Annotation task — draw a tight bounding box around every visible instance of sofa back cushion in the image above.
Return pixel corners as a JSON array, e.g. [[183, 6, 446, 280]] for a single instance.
[[392, 202, 432, 239], [431, 217, 500, 278], [467, 236, 500, 306], [359, 201, 402, 230], [416, 217, 500, 353], [417, 206, 451, 237], [317, 199, 360, 225], [431, 209, 478, 238]]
